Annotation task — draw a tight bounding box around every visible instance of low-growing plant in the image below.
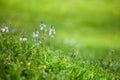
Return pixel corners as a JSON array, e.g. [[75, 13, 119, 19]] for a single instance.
[[0, 22, 120, 80]]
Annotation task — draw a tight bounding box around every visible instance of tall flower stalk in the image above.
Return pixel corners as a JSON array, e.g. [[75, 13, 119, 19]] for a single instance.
[[48, 25, 56, 48], [33, 28, 41, 45], [40, 21, 46, 33], [40, 21, 48, 46], [49, 25, 56, 38]]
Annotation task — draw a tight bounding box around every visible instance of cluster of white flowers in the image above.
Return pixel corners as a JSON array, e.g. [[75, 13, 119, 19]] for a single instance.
[[1, 25, 9, 33], [32, 21, 56, 45], [40, 21, 56, 38], [1, 21, 56, 44], [20, 37, 27, 42]]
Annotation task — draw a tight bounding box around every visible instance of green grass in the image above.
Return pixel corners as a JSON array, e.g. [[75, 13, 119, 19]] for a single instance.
[[0, 31, 120, 80], [0, 0, 120, 80]]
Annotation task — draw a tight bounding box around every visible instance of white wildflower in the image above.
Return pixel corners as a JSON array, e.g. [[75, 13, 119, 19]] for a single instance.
[[49, 25, 56, 37], [1, 28, 5, 32], [20, 37, 27, 42], [4, 26, 8, 32], [40, 21, 46, 30], [33, 28, 39, 38], [1, 25, 9, 33]]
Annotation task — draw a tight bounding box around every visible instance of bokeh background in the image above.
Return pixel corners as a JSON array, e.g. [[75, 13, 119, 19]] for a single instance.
[[0, 0, 120, 49]]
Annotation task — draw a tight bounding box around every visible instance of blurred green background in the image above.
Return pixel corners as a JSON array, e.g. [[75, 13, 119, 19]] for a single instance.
[[0, 0, 120, 48]]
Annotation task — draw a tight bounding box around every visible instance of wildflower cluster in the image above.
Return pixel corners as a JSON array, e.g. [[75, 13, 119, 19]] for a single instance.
[[32, 21, 56, 45], [1, 24, 9, 33], [0, 21, 56, 46], [0, 22, 120, 80]]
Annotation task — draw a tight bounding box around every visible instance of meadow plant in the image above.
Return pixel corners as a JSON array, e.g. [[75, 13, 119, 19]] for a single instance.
[[40, 21, 46, 31], [33, 28, 41, 45], [33, 28, 39, 38], [39, 21, 46, 45], [49, 25, 56, 38], [19, 31, 27, 42], [0, 22, 120, 80], [1, 24, 9, 33], [20, 36, 27, 42]]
